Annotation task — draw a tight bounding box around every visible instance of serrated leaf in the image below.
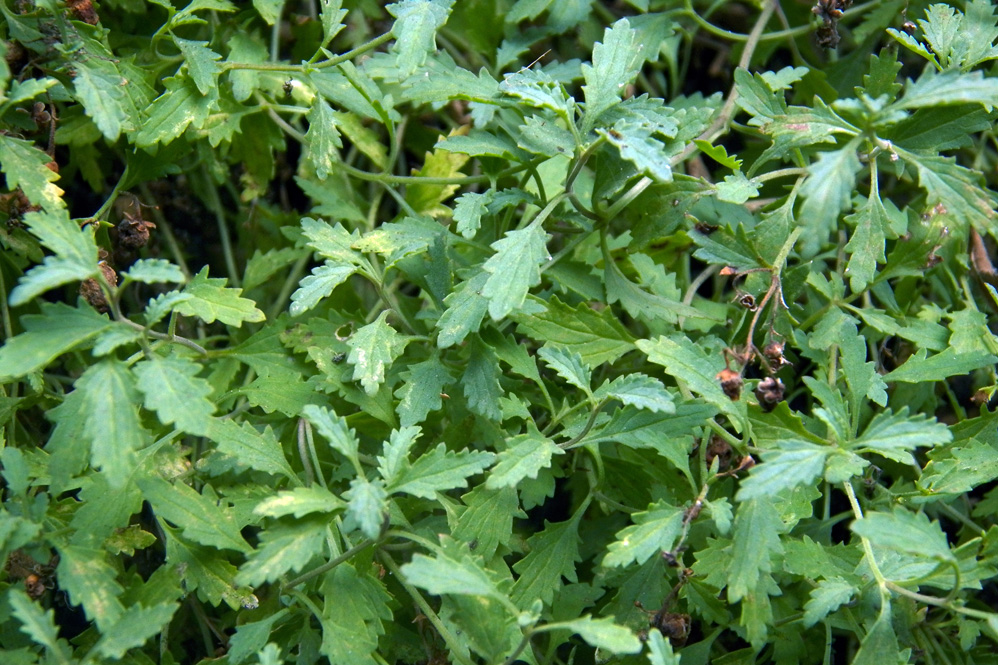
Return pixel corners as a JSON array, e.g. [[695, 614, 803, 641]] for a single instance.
[[894, 147, 994, 226], [394, 358, 455, 427], [852, 510, 954, 562], [165, 529, 256, 609], [175, 266, 265, 327], [95, 602, 178, 659], [919, 438, 998, 494], [353, 216, 444, 269], [72, 57, 133, 141], [594, 374, 675, 413], [852, 604, 900, 665], [736, 440, 831, 501], [236, 519, 327, 586], [227, 610, 290, 665], [319, 0, 347, 44], [803, 577, 856, 627], [453, 191, 492, 239], [500, 67, 570, 114], [849, 408, 952, 465], [514, 296, 635, 367], [727, 497, 784, 602], [254, 486, 344, 518], [538, 346, 592, 395], [207, 418, 296, 480], [582, 19, 642, 132], [123, 258, 186, 284], [0, 135, 64, 211], [602, 501, 684, 568], [9, 209, 98, 306], [345, 477, 388, 539], [402, 539, 506, 601], [289, 262, 356, 317], [252, 0, 284, 24], [387, 0, 455, 79], [56, 544, 125, 630], [9, 590, 73, 661], [319, 562, 393, 665], [883, 347, 997, 383], [511, 516, 581, 608], [305, 98, 341, 180], [598, 123, 672, 182], [174, 38, 222, 96], [557, 616, 641, 655], [139, 476, 252, 553], [75, 360, 146, 486], [486, 431, 563, 489], [0, 303, 113, 381], [646, 630, 681, 665], [453, 486, 522, 558], [302, 404, 360, 463], [482, 220, 550, 320], [135, 77, 215, 148], [134, 355, 215, 435], [377, 426, 421, 485], [346, 311, 410, 396], [462, 336, 503, 421], [844, 190, 895, 292], [695, 139, 743, 169], [798, 142, 863, 252], [714, 172, 759, 204], [437, 271, 489, 348], [145, 290, 193, 326], [300, 217, 366, 266], [637, 336, 743, 422], [894, 68, 998, 111], [388, 443, 494, 498]]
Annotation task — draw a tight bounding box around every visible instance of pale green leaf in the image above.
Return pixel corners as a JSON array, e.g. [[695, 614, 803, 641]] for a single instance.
[[714, 172, 760, 204], [123, 258, 186, 284], [319, 563, 393, 665], [851, 510, 955, 562], [646, 630, 681, 665], [582, 19, 642, 132], [236, 519, 327, 586], [139, 476, 252, 553], [389, 443, 494, 498], [165, 529, 256, 609], [305, 98, 341, 180], [849, 409, 952, 465], [500, 68, 570, 114], [637, 336, 743, 422], [511, 516, 581, 608], [538, 346, 592, 395], [482, 220, 550, 320], [883, 347, 997, 383], [95, 602, 179, 659], [135, 77, 215, 148], [394, 357, 455, 427], [462, 336, 503, 421], [803, 577, 856, 627], [0, 303, 114, 381], [227, 610, 290, 665], [402, 539, 506, 601], [9, 590, 73, 660], [798, 142, 863, 253], [134, 355, 215, 435], [557, 615, 641, 655], [345, 477, 388, 539], [852, 604, 900, 665], [56, 544, 125, 630], [736, 440, 831, 501], [175, 267, 266, 327], [207, 418, 297, 480], [602, 501, 684, 568], [593, 374, 675, 414], [452, 486, 522, 558], [174, 38, 222, 95], [347, 311, 410, 396], [72, 58, 133, 141], [75, 360, 146, 486], [9, 209, 97, 306], [289, 262, 356, 317], [486, 431, 563, 489], [0, 135, 64, 211], [302, 404, 360, 463], [377, 426, 421, 485], [453, 191, 492, 239], [513, 295, 636, 367], [437, 271, 489, 348], [319, 0, 347, 44], [254, 486, 344, 519], [727, 497, 784, 602], [252, 0, 284, 24], [387, 0, 455, 79]]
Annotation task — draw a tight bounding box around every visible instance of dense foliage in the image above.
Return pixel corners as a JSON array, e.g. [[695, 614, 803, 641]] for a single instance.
[[3, 0, 998, 664]]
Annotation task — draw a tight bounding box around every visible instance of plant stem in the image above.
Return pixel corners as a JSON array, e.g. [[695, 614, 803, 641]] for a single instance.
[[842, 480, 889, 591], [283, 535, 379, 590], [297, 418, 316, 487], [224, 31, 395, 72]]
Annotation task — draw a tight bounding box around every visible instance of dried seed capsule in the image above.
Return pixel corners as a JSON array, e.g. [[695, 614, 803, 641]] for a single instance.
[[755, 377, 785, 411], [80, 261, 118, 313], [117, 214, 156, 249], [716, 368, 742, 401]]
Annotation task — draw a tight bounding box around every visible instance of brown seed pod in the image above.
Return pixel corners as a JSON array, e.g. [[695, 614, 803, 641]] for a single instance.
[[705, 435, 734, 471], [763, 341, 791, 371], [716, 368, 742, 401], [66, 0, 99, 25], [117, 213, 156, 249], [80, 261, 118, 313], [755, 377, 786, 412]]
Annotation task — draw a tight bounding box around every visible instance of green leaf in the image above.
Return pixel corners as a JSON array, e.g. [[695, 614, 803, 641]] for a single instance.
[[482, 220, 550, 320], [599, 123, 673, 182], [593, 373, 675, 414], [486, 431, 563, 489], [511, 515, 581, 608], [727, 497, 784, 602], [237, 519, 327, 586], [75, 360, 146, 486], [736, 440, 831, 501], [798, 142, 863, 252], [139, 476, 252, 553], [695, 139, 743, 169], [227, 610, 290, 665], [319, 0, 347, 44], [72, 57, 135, 141], [302, 404, 360, 464], [252, 0, 284, 24], [95, 602, 179, 659], [56, 544, 125, 629], [513, 295, 636, 367], [123, 258, 186, 285], [462, 335, 503, 421], [9, 209, 98, 306], [134, 355, 215, 436], [305, 98, 341, 180], [0, 303, 113, 381], [803, 577, 856, 627], [388, 443, 495, 498], [346, 311, 410, 396], [500, 68, 570, 114], [175, 267, 266, 327], [883, 347, 997, 383], [165, 529, 256, 609], [714, 172, 759, 204], [453, 486, 522, 558], [289, 262, 356, 317], [453, 191, 492, 238], [0, 134, 64, 211], [852, 604, 900, 665], [894, 69, 998, 111], [254, 486, 344, 519], [538, 346, 592, 395], [402, 538, 506, 601], [9, 590, 73, 661], [207, 418, 297, 480], [851, 510, 955, 562], [646, 630, 681, 665], [582, 19, 642, 132], [844, 190, 898, 292], [602, 501, 684, 568], [894, 147, 994, 226], [174, 38, 223, 96], [135, 77, 215, 148], [437, 271, 490, 348], [345, 477, 388, 539], [394, 357, 455, 427], [849, 408, 952, 465], [319, 563, 393, 665], [387, 0, 455, 79], [555, 615, 641, 655], [919, 438, 998, 494]]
